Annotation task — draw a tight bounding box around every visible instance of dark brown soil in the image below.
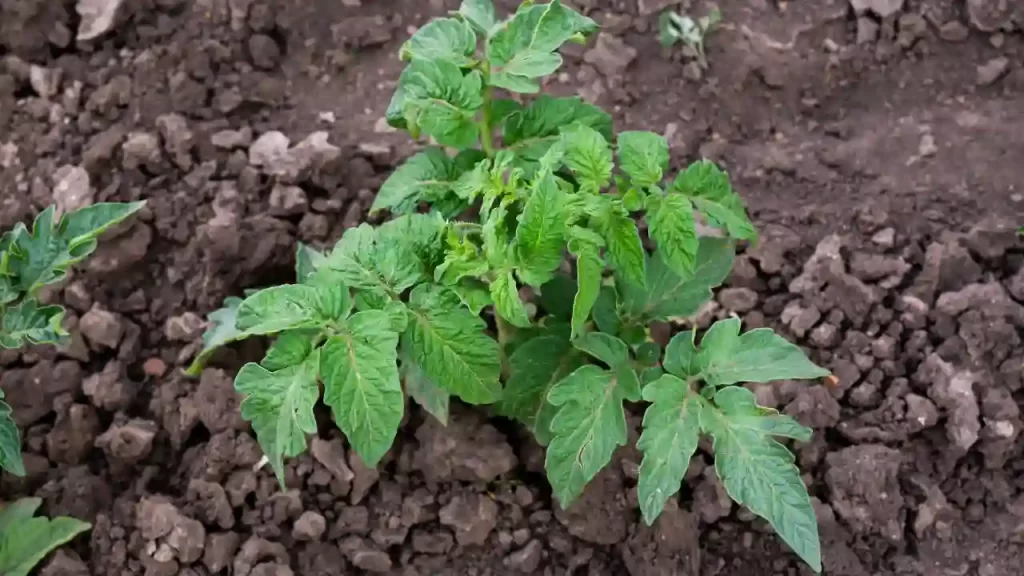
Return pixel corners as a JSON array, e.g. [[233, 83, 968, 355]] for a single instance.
[[2, 1, 1024, 575]]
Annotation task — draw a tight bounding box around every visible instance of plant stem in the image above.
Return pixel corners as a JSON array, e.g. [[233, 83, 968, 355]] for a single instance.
[[495, 313, 512, 379], [480, 84, 495, 158]]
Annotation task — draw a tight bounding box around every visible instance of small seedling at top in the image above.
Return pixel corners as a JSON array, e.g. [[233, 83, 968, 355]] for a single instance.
[[659, 7, 722, 69], [191, 1, 829, 572]]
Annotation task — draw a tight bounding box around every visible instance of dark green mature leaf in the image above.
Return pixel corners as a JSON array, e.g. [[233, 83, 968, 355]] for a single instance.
[[703, 387, 821, 573], [486, 0, 597, 93], [646, 193, 698, 276], [321, 310, 403, 467], [538, 274, 575, 321], [663, 329, 700, 378], [515, 172, 568, 286], [371, 148, 461, 215], [560, 124, 613, 192], [185, 296, 245, 376], [401, 18, 477, 65], [591, 286, 621, 334], [491, 270, 531, 328], [593, 201, 645, 287], [568, 231, 603, 340], [671, 161, 757, 242], [262, 330, 317, 371], [572, 332, 629, 367], [0, 391, 23, 476], [404, 355, 450, 425], [546, 364, 640, 506], [404, 284, 502, 404], [697, 318, 830, 387], [236, 284, 350, 336], [637, 375, 703, 525], [458, 0, 497, 33], [0, 299, 66, 349], [503, 96, 612, 162], [618, 131, 669, 187], [235, 349, 321, 486], [0, 512, 90, 576], [499, 324, 583, 444], [620, 237, 734, 322], [386, 59, 484, 148]]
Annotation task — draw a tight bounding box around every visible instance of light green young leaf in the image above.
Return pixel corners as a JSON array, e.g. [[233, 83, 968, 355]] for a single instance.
[[486, 0, 597, 93], [236, 284, 350, 335], [572, 332, 629, 367], [377, 213, 448, 272], [499, 324, 583, 444], [637, 374, 703, 525], [568, 233, 603, 340], [663, 329, 700, 378], [401, 18, 477, 66], [235, 349, 321, 486], [296, 243, 326, 283], [593, 201, 645, 287], [671, 161, 757, 242], [0, 514, 91, 576], [560, 124, 613, 191], [546, 364, 640, 506], [515, 172, 568, 286], [0, 298, 66, 349], [386, 59, 483, 148], [502, 96, 612, 162], [703, 386, 820, 572], [646, 193, 698, 276], [185, 296, 245, 376], [450, 279, 493, 314], [620, 237, 735, 322], [404, 355, 450, 426], [618, 131, 669, 187], [262, 329, 317, 371], [404, 284, 502, 404], [371, 148, 461, 215], [321, 310, 403, 467], [697, 318, 830, 387], [0, 392, 23, 477], [436, 243, 489, 285], [458, 0, 497, 33], [327, 223, 428, 297], [491, 270, 531, 328]]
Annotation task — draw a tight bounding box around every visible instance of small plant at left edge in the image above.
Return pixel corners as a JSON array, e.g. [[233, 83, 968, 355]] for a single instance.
[[0, 201, 145, 576]]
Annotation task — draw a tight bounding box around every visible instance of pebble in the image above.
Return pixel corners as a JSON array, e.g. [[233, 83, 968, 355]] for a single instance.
[[52, 165, 94, 214], [76, 0, 126, 41], [80, 306, 124, 350], [977, 57, 1009, 86], [292, 511, 327, 541]]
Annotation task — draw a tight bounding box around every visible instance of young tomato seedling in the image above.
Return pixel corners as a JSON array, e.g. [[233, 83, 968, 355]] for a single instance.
[[659, 7, 722, 69], [0, 201, 145, 575], [192, 1, 829, 571]]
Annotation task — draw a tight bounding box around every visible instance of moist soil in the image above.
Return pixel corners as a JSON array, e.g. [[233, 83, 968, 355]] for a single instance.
[[2, 1, 1024, 575]]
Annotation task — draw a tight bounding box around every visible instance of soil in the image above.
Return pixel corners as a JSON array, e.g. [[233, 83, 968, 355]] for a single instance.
[[2, 0, 1024, 575]]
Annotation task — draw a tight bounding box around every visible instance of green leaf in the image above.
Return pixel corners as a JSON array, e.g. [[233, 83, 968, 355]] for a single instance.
[[383, 301, 409, 333], [538, 274, 575, 321], [0, 514, 91, 576], [637, 375, 703, 525], [185, 296, 246, 376], [262, 329, 317, 371], [377, 213, 448, 272], [234, 349, 321, 486], [697, 318, 830, 387], [404, 284, 502, 404], [703, 386, 820, 572], [326, 223, 427, 297], [296, 243, 327, 283], [371, 148, 461, 215], [458, 0, 497, 34], [545, 364, 639, 506], [486, 0, 597, 93], [670, 161, 757, 242], [560, 124, 613, 191], [620, 237, 735, 322], [499, 324, 584, 444], [593, 202, 645, 287], [618, 131, 669, 188], [568, 233, 603, 340], [503, 96, 612, 162], [436, 241, 489, 285], [450, 279, 493, 314], [572, 332, 629, 367], [491, 270, 531, 328], [404, 356, 450, 426], [591, 286, 621, 335], [514, 172, 568, 286], [646, 193, 698, 276], [236, 284, 350, 336], [663, 329, 700, 378], [0, 298, 66, 349], [401, 18, 477, 66], [386, 59, 484, 148], [321, 310, 403, 467], [0, 498, 40, 533], [0, 392, 23, 477]]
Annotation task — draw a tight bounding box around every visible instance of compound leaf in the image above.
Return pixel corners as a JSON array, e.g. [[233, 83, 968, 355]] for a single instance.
[[545, 364, 637, 506], [404, 284, 502, 404], [671, 161, 757, 242], [515, 172, 568, 286], [618, 131, 669, 188], [697, 318, 830, 387], [703, 386, 820, 573], [327, 223, 428, 298], [236, 284, 350, 336], [560, 124, 613, 192], [458, 0, 497, 33], [499, 324, 583, 444], [0, 299, 66, 349], [235, 349, 321, 486], [0, 392, 23, 476], [401, 18, 477, 66], [321, 310, 403, 467], [185, 296, 245, 376], [386, 59, 483, 148], [0, 514, 91, 576], [646, 193, 698, 276], [637, 375, 703, 525], [572, 332, 629, 367], [372, 148, 461, 216]]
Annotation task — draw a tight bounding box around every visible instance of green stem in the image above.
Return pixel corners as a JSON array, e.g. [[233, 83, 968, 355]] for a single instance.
[[480, 84, 495, 158], [495, 313, 513, 379]]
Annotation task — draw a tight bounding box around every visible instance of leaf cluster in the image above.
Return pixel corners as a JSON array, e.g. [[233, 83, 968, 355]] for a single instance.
[[191, 1, 829, 571], [0, 202, 146, 477], [659, 7, 722, 69], [0, 498, 90, 576]]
